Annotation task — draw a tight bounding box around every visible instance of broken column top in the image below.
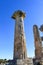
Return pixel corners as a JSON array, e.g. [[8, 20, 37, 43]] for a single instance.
[[39, 24, 43, 32], [12, 10, 25, 19], [41, 37, 43, 41]]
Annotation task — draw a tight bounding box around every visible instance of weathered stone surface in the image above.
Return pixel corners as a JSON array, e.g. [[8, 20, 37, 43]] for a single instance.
[[33, 25, 42, 59], [11, 10, 34, 65], [12, 10, 27, 59], [33, 25, 43, 65], [8, 58, 33, 65]]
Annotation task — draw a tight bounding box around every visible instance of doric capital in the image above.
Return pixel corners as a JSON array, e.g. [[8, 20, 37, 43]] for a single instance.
[[12, 10, 25, 19]]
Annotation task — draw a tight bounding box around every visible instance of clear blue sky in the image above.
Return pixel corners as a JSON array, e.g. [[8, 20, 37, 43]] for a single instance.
[[0, 0, 43, 60]]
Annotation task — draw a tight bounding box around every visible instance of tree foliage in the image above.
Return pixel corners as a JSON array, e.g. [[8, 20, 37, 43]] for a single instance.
[[0, 59, 7, 64]]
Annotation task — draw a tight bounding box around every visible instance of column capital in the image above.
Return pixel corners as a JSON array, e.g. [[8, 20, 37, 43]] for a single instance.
[[12, 10, 25, 19]]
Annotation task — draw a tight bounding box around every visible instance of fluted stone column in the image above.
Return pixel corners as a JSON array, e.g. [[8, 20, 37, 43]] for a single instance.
[[33, 25, 42, 60], [12, 10, 27, 60], [39, 25, 43, 65]]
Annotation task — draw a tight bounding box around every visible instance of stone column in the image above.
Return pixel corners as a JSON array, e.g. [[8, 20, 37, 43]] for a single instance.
[[12, 10, 27, 59], [39, 25, 43, 65], [33, 25, 42, 60]]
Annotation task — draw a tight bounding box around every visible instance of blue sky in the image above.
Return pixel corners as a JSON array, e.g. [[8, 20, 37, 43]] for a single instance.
[[0, 0, 43, 60]]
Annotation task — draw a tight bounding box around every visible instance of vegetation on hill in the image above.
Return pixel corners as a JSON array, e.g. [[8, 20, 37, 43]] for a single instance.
[[0, 59, 7, 64]]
